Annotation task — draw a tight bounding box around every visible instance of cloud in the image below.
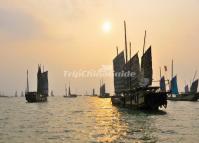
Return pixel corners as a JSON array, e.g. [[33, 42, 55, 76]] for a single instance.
[[0, 8, 42, 40]]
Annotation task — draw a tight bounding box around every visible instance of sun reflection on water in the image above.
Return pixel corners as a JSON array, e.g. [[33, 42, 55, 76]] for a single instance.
[[88, 98, 128, 142]]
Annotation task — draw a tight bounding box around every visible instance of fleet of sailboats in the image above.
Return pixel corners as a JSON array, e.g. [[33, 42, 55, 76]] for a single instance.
[[1, 21, 198, 110], [166, 62, 199, 101]]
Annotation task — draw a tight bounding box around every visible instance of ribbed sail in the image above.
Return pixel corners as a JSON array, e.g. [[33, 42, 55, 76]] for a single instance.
[[184, 85, 189, 93], [130, 53, 140, 89], [123, 53, 140, 89], [113, 51, 125, 94], [160, 76, 166, 92], [171, 76, 179, 95], [190, 79, 198, 93], [37, 66, 49, 96], [141, 46, 153, 86], [68, 85, 71, 96], [100, 84, 106, 96]]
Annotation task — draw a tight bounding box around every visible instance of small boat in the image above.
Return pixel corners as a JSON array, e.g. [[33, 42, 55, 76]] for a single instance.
[[25, 65, 48, 102], [63, 83, 77, 98], [21, 91, 24, 97], [0, 93, 8, 98], [51, 90, 54, 97], [15, 91, 18, 97], [168, 77, 199, 101], [167, 62, 199, 101], [92, 88, 97, 96], [99, 81, 110, 98]]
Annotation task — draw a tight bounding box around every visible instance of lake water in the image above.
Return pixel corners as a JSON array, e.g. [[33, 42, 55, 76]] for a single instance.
[[0, 96, 199, 143]]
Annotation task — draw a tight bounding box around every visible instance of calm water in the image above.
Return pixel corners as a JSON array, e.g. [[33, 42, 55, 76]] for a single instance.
[[0, 96, 199, 143]]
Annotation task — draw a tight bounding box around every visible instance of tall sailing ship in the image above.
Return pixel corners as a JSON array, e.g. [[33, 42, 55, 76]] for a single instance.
[[111, 21, 168, 110], [25, 65, 49, 102]]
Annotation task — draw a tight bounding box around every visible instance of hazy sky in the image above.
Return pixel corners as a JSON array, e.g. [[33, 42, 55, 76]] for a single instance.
[[0, 0, 199, 95]]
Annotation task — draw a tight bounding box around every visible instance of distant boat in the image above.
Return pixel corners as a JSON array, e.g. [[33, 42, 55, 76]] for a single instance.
[[0, 92, 8, 98], [15, 91, 18, 97], [167, 62, 199, 101], [51, 90, 54, 97], [168, 78, 199, 101], [92, 88, 97, 96], [99, 81, 110, 98], [25, 65, 49, 102], [111, 22, 168, 110], [21, 91, 24, 97], [63, 83, 77, 98]]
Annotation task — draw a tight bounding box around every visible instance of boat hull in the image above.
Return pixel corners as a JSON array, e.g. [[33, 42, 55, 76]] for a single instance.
[[63, 94, 77, 98], [167, 93, 199, 101], [99, 95, 111, 98], [111, 90, 167, 110], [25, 92, 47, 102]]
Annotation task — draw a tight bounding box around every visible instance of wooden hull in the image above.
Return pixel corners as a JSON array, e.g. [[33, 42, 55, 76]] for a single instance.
[[99, 95, 111, 98], [63, 95, 77, 98], [111, 90, 167, 110], [25, 92, 47, 103], [167, 93, 199, 101]]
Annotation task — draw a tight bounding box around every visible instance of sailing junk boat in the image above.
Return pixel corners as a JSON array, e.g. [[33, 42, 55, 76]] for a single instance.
[[25, 65, 48, 102], [167, 78, 199, 101], [21, 91, 24, 97], [111, 21, 167, 110], [63, 83, 77, 98], [99, 82, 110, 98], [15, 91, 18, 97], [51, 90, 54, 96], [167, 61, 199, 101]]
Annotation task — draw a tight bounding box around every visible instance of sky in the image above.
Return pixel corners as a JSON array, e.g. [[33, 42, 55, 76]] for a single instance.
[[0, 0, 199, 95]]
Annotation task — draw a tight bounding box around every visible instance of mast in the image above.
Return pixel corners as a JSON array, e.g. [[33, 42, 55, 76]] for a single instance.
[[171, 59, 173, 80], [15, 91, 17, 97], [142, 30, 146, 56], [68, 82, 71, 96], [124, 21, 128, 63], [192, 70, 197, 83], [26, 70, 29, 93], [65, 84, 67, 96], [171, 60, 174, 97], [93, 88, 95, 96], [160, 67, 162, 79], [129, 42, 132, 59], [129, 42, 132, 90], [116, 46, 118, 56]]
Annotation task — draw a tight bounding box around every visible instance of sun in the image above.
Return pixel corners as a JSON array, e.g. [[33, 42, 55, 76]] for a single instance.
[[102, 21, 111, 33]]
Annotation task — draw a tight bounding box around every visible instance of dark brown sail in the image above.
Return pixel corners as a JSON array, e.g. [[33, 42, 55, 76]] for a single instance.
[[100, 84, 106, 96], [37, 66, 48, 96], [113, 51, 125, 94], [190, 79, 198, 93], [123, 53, 140, 89], [141, 46, 153, 86], [129, 53, 140, 89]]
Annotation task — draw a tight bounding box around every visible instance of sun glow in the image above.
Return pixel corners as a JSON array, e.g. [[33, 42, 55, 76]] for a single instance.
[[102, 21, 111, 33]]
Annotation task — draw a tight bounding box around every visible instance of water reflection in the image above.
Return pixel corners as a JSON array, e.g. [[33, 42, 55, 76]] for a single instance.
[[88, 98, 127, 142], [0, 97, 199, 143], [88, 98, 159, 143]]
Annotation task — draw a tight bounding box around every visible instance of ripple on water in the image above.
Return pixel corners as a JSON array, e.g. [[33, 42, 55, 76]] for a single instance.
[[0, 97, 199, 142]]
